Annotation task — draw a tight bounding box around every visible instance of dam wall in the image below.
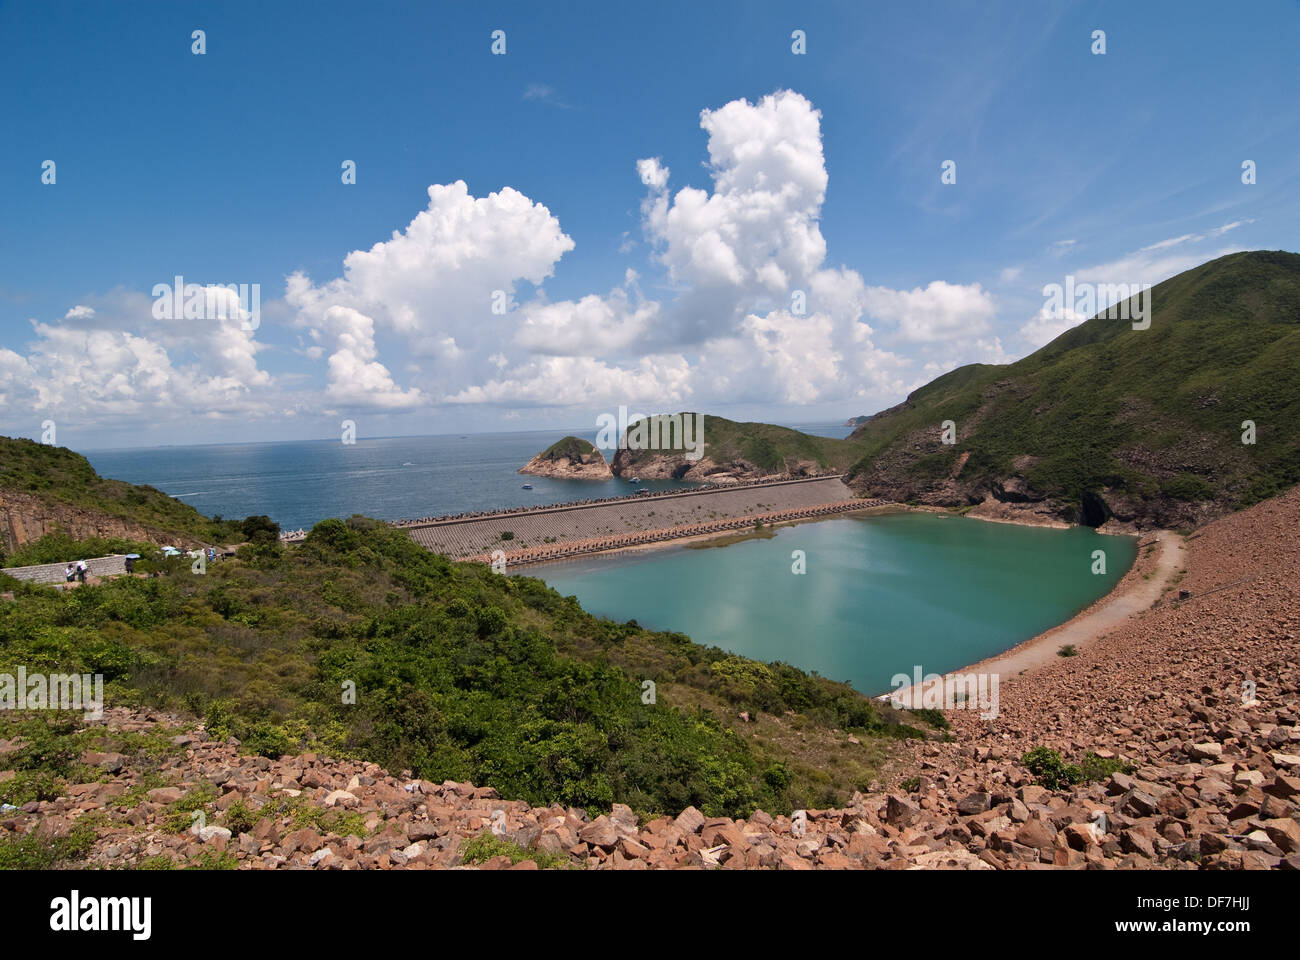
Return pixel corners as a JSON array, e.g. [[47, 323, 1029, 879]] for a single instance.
[[405, 475, 874, 560]]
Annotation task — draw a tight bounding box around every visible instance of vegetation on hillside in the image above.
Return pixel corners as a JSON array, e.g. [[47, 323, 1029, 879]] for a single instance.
[[0, 516, 934, 821], [844, 251, 1300, 522], [3, 533, 158, 568], [538, 436, 602, 461]]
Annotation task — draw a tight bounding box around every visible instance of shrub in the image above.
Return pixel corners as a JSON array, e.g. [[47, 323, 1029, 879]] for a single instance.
[[0, 820, 96, 869], [241, 515, 280, 544], [476, 605, 508, 637], [1021, 747, 1082, 790], [762, 762, 792, 792], [459, 831, 571, 870], [242, 722, 293, 760], [907, 707, 950, 729], [1078, 751, 1135, 782], [1160, 473, 1214, 502], [221, 800, 259, 835]]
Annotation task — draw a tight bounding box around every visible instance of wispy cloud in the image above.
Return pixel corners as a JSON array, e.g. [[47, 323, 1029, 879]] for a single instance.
[[1138, 219, 1256, 253], [523, 83, 575, 110]]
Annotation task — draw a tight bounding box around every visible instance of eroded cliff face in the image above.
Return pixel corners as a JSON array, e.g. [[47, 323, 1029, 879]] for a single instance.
[[0, 489, 195, 552]]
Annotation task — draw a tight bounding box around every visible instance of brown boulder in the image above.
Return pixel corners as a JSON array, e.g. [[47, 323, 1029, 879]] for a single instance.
[[578, 815, 619, 849], [674, 806, 706, 834], [885, 795, 921, 828]]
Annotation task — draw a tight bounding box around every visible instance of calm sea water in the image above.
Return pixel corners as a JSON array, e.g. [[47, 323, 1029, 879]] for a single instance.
[[531, 511, 1136, 696], [83, 422, 856, 530]]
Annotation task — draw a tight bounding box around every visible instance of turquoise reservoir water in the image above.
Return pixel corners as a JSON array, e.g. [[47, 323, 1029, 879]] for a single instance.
[[532, 511, 1136, 696]]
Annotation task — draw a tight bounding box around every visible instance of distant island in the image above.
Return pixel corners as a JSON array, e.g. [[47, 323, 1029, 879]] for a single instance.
[[522, 415, 854, 484], [518, 436, 613, 479]]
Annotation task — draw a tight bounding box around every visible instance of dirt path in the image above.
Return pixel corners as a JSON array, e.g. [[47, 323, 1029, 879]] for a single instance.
[[887, 530, 1185, 706]]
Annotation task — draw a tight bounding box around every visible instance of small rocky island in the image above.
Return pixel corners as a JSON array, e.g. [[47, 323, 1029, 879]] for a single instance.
[[518, 436, 613, 480]]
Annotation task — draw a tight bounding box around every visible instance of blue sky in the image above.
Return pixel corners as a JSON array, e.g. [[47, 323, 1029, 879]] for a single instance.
[[1, 0, 1296, 449]]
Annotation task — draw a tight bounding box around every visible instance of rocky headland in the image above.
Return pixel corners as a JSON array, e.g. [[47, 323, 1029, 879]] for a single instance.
[[518, 437, 612, 480]]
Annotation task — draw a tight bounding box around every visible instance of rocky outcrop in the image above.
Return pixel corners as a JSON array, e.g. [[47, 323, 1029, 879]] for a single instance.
[[518, 437, 612, 480]]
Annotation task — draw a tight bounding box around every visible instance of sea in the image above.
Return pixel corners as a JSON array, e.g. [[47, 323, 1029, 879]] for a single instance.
[[84, 423, 857, 531]]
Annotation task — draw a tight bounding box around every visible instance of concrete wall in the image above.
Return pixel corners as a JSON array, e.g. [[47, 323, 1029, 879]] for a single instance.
[[1, 555, 127, 584]]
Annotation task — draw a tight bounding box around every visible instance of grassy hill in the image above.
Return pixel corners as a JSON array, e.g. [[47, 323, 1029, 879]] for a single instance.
[[537, 436, 600, 461], [845, 251, 1300, 527], [0, 437, 243, 559]]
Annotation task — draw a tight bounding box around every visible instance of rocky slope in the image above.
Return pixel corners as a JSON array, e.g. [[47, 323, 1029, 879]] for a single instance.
[[518, 436, 612, 480]]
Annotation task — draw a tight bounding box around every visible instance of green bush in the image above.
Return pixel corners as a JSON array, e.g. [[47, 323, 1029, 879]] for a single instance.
[[459, 831, 571, 869], [1160, 473, 1214, 502], [1078, 751, 1135, 782], [0, 821, 96, 869], [4, 533, 155, 568], [1021, 747, 1082, 790], [241, 515, 280, 544]]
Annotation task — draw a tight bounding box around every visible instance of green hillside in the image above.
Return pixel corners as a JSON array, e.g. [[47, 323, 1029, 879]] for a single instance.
[[845, 251, 1300, 527], [0, 436, 242, 552], [538, 436, 601, 461]]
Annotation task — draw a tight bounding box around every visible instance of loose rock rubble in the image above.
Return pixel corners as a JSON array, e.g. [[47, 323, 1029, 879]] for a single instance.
[[4, 488, 1298, 869]]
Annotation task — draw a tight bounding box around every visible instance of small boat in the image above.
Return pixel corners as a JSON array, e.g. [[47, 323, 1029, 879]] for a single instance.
[[629, 477, 641, 484], [521, 483, 534, 489]]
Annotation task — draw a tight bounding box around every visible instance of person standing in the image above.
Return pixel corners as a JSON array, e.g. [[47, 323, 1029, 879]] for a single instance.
[[65, 563, 76, 582], [76, 559, 87, 583]]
